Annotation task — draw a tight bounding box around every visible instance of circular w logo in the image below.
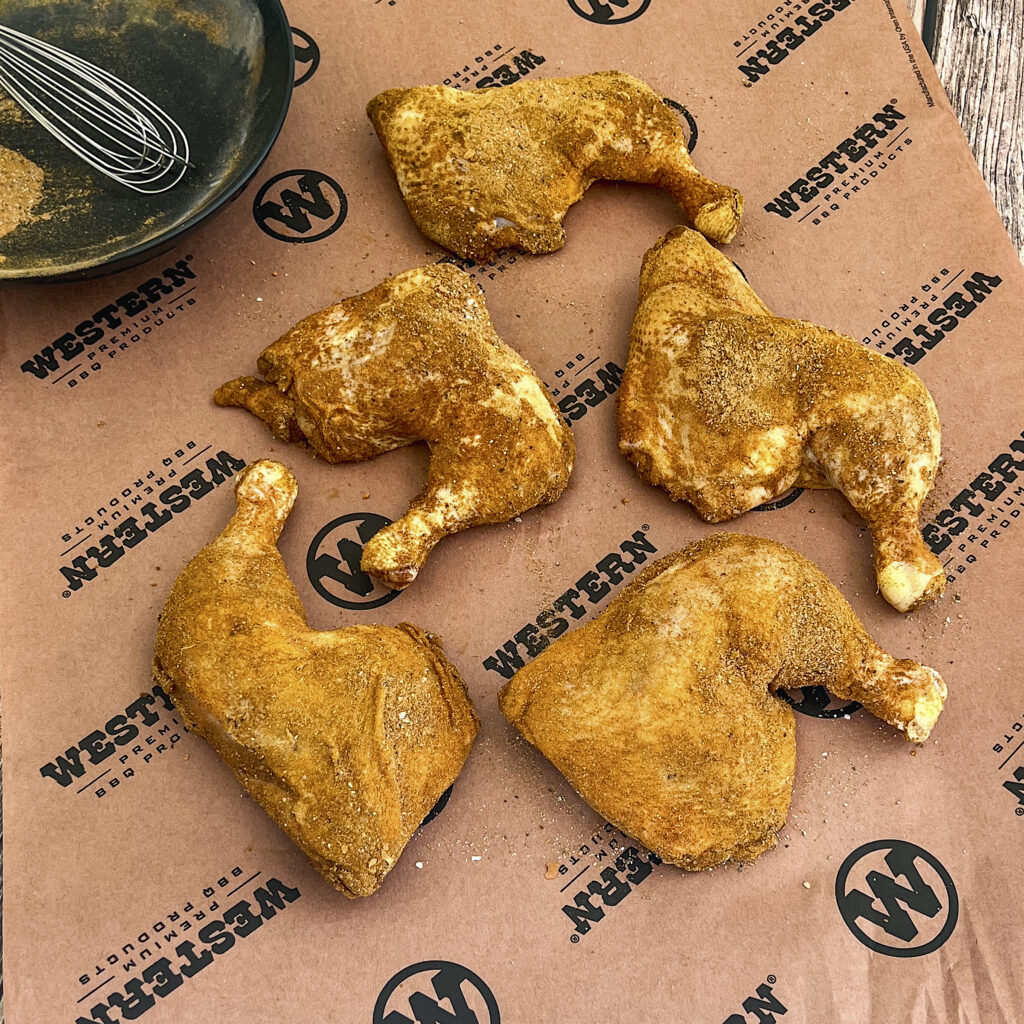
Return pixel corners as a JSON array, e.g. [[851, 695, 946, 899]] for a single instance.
[[374, 961, 499, 1024], [835, 839, 959, 957], [567, 0, 651, 24], [253, 169, 347, 243], [306, 513, 399, 610]]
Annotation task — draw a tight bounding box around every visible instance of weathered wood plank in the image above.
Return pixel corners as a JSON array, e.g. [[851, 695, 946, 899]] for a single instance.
[[905, 0, 927, 33], [928, 0, 1024, 257]]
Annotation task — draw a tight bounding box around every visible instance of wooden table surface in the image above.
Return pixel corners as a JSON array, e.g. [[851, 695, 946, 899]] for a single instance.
[[908, 0, 1023, 256], [0, 2, 1020, 1015]]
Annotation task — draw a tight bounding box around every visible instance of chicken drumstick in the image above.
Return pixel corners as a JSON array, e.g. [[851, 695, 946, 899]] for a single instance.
[[368, 71, 743, 260], [618, 227, 944, 612], [216, 265, 575, 590], [500, 533, 946, 870], [154, 460, 479, 897]]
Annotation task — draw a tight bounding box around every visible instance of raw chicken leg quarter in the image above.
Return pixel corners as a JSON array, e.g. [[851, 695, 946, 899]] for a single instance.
[[154, 461, 479, 897], [215, 264, 575, 590], [500, 534, 946, 870], [368, 71, 743, 260], [618, 227, 945, 612]]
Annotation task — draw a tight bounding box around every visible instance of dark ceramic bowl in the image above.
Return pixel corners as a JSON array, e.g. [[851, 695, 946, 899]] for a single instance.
[[0, 0, 293, 281]]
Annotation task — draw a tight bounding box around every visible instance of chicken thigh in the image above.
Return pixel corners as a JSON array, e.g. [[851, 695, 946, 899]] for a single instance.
[[216, 264, 575, 590], [154, 460, 479, 897], [618, 227, 944, 612], [500, 533, 946, 870], [368, 71, 743, 260]]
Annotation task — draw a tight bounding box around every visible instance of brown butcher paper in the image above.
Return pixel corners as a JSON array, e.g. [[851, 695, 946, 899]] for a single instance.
[[2, 1, 1023, 1022]]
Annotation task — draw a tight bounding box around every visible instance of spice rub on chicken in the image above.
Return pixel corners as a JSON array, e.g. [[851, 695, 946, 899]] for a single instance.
[[154, 460, 479, 897], [367, 71, 743, 260], [215, 264, 575, 590], [500, 534, 947, 871], [618, 227, 945, 612]]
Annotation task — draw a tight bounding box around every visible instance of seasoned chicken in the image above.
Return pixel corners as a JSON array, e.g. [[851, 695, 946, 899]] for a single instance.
[[215, 265, 575, 590], [153, 460, 479, 898], [618, 227, 944, 613], [500, 534, 946, 870], [367, 71, 743, 260]]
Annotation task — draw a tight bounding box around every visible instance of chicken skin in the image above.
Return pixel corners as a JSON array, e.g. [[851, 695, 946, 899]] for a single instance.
[[500, 534, 946, 870], [618, 227, 944, 613], [215, 265, 575, 590], [153, 460, 479, 897], [367, 71, 743, 261]]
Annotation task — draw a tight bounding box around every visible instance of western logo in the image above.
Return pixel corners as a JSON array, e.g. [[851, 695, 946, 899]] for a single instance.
[[40, 684, 178, 793], [722, 977, 787, 1024], [77, 865, 248, 987], [75, 878, 301, 1023], [291, 27, 320, 86], [777, 686, 861, 719], [737, 0, 858, 85], [885, 270, 1002, 365], [443, 45, 545, 91], [474, 48, 546, 89], [60, 450, 246, 596], [438, 249, 522, 282], [922, 429, 1024, 580], [568, 0, 651, 25], [19, 257, 197, 383], [562, 846, 661, 940], [253, 169, 348, 243], [994, 712, 1024, 816], [306, 513, 400, 610], [551, 360, 624, 423], [483, 527, 657, 678], [764, 101, 906, 220], [662, 97, 698, 152], [373, 961, 500, 1024], [835, 840, 958, 957], [1004, 767, 1024, 816]]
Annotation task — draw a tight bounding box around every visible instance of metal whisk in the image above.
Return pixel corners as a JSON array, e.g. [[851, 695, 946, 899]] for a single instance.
[[0, 24, 191, 194]]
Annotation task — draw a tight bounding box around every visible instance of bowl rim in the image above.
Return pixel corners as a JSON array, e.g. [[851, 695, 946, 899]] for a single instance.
[[1, 0, 296, 282]]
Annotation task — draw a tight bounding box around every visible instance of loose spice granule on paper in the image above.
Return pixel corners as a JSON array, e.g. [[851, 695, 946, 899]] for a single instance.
[[0, 146, 44, 241]]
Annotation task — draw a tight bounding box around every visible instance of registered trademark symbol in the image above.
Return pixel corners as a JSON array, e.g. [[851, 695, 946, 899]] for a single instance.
[[1016, 807, 1023, 817], [641, 523, 649, 531], [766, 975, 776, 984], [570, 934, 580, 943], [62, 590, 70, 599]]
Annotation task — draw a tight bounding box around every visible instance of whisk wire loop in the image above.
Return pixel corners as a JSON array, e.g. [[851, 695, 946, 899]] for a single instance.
[[0, 23, 191, 193]]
